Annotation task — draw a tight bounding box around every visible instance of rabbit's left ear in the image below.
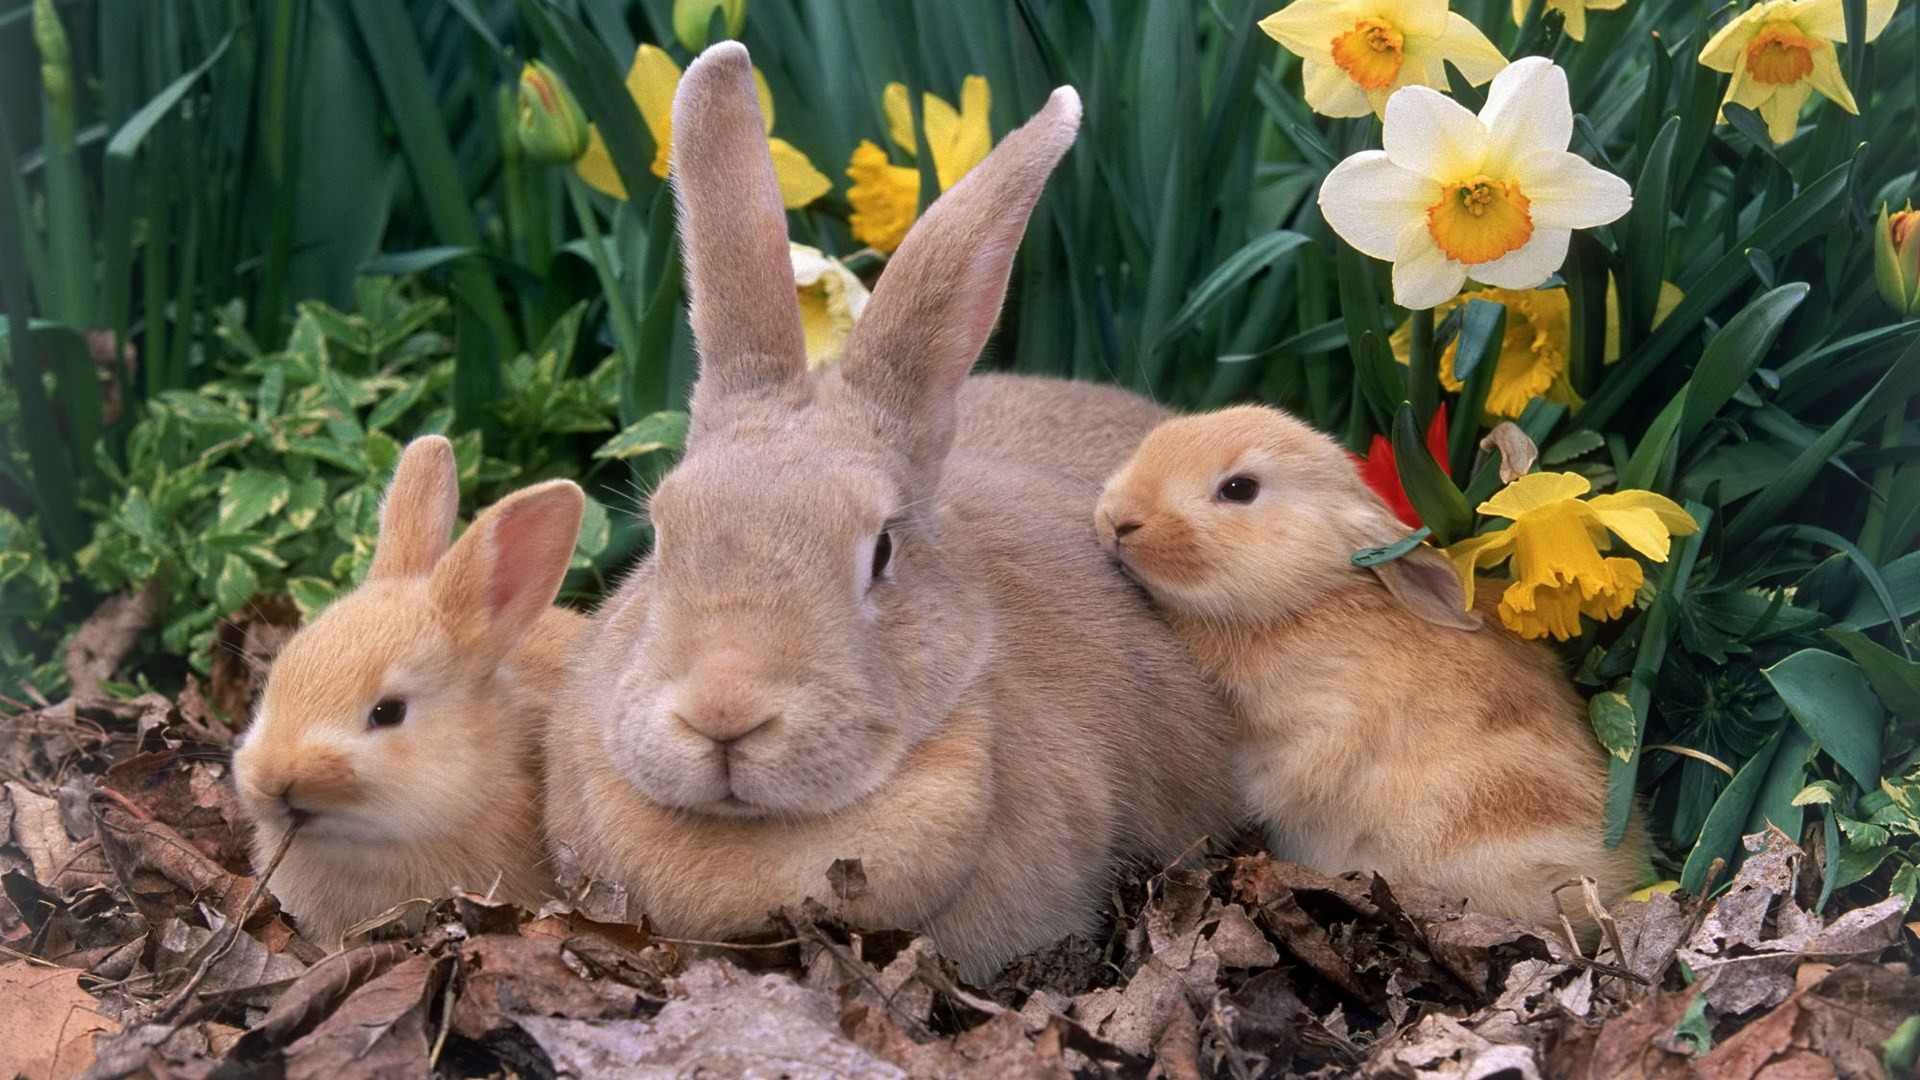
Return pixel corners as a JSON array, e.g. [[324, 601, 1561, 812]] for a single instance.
[[430, 480, 584, 661], [1347, 505, 1480, 631], [369, 436, 460, 579]]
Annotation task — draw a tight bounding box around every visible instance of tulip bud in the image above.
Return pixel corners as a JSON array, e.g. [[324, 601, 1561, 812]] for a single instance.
[[1875, 202, 1920, 320], [674, 0, 748, 52], [515, 62, 589, 165]]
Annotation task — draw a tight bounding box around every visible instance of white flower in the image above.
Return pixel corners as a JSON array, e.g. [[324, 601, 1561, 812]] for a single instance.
[[1317, 57, 1633, 310], [789, 244, 870, 370]]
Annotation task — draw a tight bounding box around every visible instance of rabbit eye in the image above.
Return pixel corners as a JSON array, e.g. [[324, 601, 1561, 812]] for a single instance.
[[368, 698, 407, 729], [870, 530, 894, 581], [1217, 476, 1259, 503]]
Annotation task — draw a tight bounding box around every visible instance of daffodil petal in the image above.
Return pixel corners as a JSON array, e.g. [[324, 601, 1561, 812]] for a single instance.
[[1589, 491, 1699, 535], [1303, 58, 1376, 117], [1468, 227, 1571, 291], [1510, 0, 1530, 27], [1258, 1, 1352, 59], [575, 127, 628, 199], [629, 44, 680, 159], [1318, 151, 1443, 261], [883, 82, 916, 156], [1480, 57, 1573, 172], [1794, 0, 1899, 41], [939, 76, 992, 189], [1805, 42, 1858, 112], [1381, 0, 1450, 37], [1698, 12, 1752, 72], [1559, 1, 1588, 41], [1383, 86, 1490, 179], [1479, 471, 1592, 520], [1758, 78, 1813, 143], [768, 138, 832, 209], [1589, 0, 1628, 10], [1433, 12, 1509, 84], [1393, 221, 1471, 309], [1514, 151, 1633, 229], [753, 68, 777, 134], [1445, 528, 1516, 610]]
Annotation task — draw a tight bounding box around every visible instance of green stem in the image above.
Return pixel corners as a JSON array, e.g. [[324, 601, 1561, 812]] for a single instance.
[[1857, 411, 1903, 562], [564, 173, 644, 374], [1511, 0, 1549, 57], [1407, 306, 1438, 430], [34, 0, 95, 326]]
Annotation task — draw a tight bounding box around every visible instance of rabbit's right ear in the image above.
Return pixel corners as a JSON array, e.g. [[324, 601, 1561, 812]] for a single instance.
[[671, 43, 807, 407], [369, 436, 459, 580], [429, 481, 584, 663], [836, 87, 1082, 478]]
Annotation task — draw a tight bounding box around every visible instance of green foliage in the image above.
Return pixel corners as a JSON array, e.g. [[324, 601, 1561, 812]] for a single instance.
[[1, 0, 1916, 908]]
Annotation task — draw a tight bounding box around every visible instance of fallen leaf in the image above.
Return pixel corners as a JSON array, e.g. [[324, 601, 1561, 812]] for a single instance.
[[0, 961, 119, 1080], [64, 584, 164, 699], [7, 782, 112, 893], [282, 953, 448, 1080], [228, 942, 409, 1059], [829, 857, 869, 902]]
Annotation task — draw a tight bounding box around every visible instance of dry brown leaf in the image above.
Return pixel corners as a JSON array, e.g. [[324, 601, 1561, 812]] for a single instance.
[[64, 585, 164, 700], [228, 942, 410, 1059], [88, 793, 263, 931], [99, 754, 250, 873], [1583, 987, 1699, 1080], [0, 961, 119, 1080], [282, 953, 447, 1080], [7, 782, 113, 893]]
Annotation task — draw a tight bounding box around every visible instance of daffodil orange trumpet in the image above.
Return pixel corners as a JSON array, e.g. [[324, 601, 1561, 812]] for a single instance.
[[1698, 0, 1899, 145], [1260, 0, 1509, 119]]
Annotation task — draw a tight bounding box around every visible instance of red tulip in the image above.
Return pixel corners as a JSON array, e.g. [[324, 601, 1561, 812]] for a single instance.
[[1352, 404, 1450, 529]]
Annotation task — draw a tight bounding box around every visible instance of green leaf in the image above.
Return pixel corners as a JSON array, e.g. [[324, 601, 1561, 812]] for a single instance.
[[1679, 283, 1809, 448], [1791, 781, 1841, 806], [213, 554, 261, 615], [1392, 404, 1470, 545], [1590, 691, 1637, 763], [1154, 231, 1313, 350], [1351, 527, 1432, 568], [1681, 730, 1782, 894], [1671, 993, 1713, 1056], [216, 470, 293, 535], [596, 411, 691, 461], [1825, 629, 1920, 722], [1763, 649, 1885, 791], [286, 577, 337, 621]]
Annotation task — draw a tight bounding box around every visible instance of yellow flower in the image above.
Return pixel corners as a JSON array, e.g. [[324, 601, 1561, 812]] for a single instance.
[[789, 243, 869, 369], [1511, 0, 1627, 42], [847, 76, 993, 253], [574, 44, 829, 208], [1259, 0, 1508, 119], [1446, 472, 1698, 640], [1698, 0, 1899, 145], [1390, 279, 1684, 419]]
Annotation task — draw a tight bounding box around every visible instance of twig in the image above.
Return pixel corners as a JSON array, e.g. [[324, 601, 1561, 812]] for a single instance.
[[148, 821, 298, 1026], [790, 917, 933, 1041], [650, 934, 803, 950]]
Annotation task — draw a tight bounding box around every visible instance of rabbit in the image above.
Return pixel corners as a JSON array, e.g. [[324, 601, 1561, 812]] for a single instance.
[[1094, 405, 1651, 934], [543, 43, 1241, 983], [955, 372, 1170, 484], [232, 435, 587, 947]]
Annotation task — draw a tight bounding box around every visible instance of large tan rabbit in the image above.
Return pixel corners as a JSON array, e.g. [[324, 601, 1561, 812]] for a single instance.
[[232, 436, 586, 946], [1095, 406, 1652, 933], [956, 373, 1169, 483], [544, 43, 1240, 981]]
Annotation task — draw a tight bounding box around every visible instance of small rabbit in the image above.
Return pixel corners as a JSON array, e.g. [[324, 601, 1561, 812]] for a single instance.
[[1094, 405, 1650, 932], [544, 43, 1240, 983], [232, 436, 586, 946]]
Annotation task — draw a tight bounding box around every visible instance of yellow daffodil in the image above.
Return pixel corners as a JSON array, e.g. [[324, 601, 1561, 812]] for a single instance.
[[575, 44, 829, 208], [1698, 0, 1899, 145], [1512, 0, 1626, 42], [1259, 0, 1509, 119], [789, 243, 869, 369], [1390, 279, 1684, 419], [1319, 58, 1633, 310], [847, 76, 992, 253], [1446, 472, 1697, 640]]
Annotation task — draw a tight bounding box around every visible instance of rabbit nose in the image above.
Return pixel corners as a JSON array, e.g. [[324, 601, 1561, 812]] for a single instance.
[[674, 706, 777, 748], [1112, 518, 1143, 539]]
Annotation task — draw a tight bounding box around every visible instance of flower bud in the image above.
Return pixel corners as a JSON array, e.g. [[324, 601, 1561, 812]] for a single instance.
[[1875, 202, 1920, 320], [674, 0, 748, 52], [515, 62, 589, 165]]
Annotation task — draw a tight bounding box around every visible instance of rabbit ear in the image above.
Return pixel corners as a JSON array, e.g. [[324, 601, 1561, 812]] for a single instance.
[[369, 436, 459, 580], [429, 481, 584, 662], [837, 87, 1081, 474], [1342, 503, 1481, 631], [671, 42, 806, 402]]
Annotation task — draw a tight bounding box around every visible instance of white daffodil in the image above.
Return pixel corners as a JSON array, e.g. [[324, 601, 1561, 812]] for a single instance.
[[1259, 0, 1509, 119], [1698, 0, 1899, 145], [1317, 57, 1633, 310], [789, 243, 870, 369]]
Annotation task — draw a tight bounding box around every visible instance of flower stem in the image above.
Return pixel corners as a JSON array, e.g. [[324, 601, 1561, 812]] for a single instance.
[[1512, 0, 1549, 57], [563, 172, 644, 375], [1857, 411, 1903, 561], [1407, 306, 1439, 430]]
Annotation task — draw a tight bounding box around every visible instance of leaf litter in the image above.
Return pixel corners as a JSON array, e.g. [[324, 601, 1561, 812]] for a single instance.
[[2, 656, 1916, 1078]]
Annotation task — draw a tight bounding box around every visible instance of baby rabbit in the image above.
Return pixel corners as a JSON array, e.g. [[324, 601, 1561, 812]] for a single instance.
[[1095, 406, 1651, 932], [232, 436, 586, 946], [544, 43, 1240, 983]]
